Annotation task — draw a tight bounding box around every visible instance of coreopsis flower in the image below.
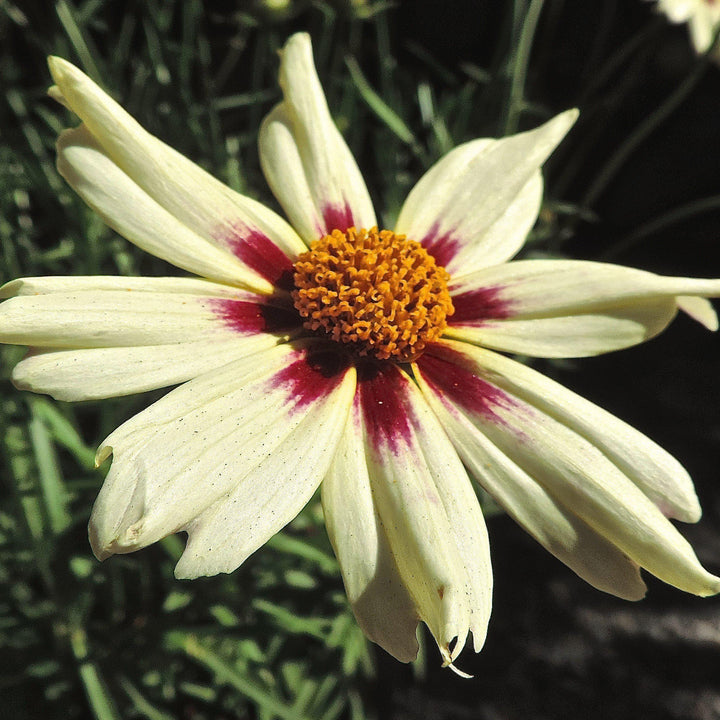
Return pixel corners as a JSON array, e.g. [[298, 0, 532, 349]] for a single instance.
[[652, 0, 720, 54], [2, 33, 720, 669]]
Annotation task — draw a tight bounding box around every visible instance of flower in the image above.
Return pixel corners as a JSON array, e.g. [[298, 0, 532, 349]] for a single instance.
[[2, 33, 720, 669], [652, 0, 720, 54]]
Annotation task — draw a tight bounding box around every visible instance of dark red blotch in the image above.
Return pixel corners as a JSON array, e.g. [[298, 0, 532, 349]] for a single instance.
[[450, 285, 512, 325], [416, 344, 511, 422], [271, 347, 353, 412], [224, 226, 295, 291], [357, 361, 413, 454], [213, 298, 299, 334]]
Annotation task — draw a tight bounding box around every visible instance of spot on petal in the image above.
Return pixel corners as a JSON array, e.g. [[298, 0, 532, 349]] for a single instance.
[[212, 298, 299, 335], [450, 285, 513, 325], [417, 344, 513, 423], [357, 362, 412, 454], [420, 222, 461, 269]]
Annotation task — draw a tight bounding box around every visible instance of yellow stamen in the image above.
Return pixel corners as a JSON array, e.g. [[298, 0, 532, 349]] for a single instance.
[[292, 226, 454, 362]]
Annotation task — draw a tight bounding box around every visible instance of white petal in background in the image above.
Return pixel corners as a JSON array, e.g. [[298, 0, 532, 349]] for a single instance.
[[259, 33, 377, 242], [415, 341, 720, 597], [49, 57, 306, 289], [395, 110, 577, 276], [447, 259, 720, 357], [90, 342, 357, 579], [356, 363, 492, 664]]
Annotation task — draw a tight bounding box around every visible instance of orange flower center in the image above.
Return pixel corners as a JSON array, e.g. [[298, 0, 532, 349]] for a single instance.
[[292, 226, 454, 362]]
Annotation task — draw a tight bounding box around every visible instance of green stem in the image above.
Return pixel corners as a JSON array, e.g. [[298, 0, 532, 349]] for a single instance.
[[504, 0, 545, 135]]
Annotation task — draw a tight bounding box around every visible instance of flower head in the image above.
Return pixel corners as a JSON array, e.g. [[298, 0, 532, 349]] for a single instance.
[[2, 33, 720, 668]]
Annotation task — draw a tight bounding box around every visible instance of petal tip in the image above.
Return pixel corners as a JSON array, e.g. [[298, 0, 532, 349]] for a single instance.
[[88, 521, 114, 562], [95, 444, 113, 467], [47, 56, 73, 85], [550, 107, 579, 138]]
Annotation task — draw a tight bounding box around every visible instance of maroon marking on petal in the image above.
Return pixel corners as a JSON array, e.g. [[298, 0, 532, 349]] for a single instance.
[[420, 221, 460, 269], [271, 347, 352, 412], [357, 361, 412, 454], [222, 225, 295, 291], [450, 286, 513, 325], [417, 344, 513, 423], [212, 298, 300, 334], [322, 202, 356, 234]]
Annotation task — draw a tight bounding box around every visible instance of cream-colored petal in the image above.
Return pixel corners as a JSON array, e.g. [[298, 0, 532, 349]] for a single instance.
[[395, 111, 577, 275], [446, 342, 701, 522], [12, 336, 285, 401], [358, 363, 492, 663], [676, 296, 719, 330], [415, 358, 647, 600], [322, 397, 420, 663], [415, 341, 720, 596], [1, 275, 250, 298], [49, 56, 305, 289], [0, 287, 296, 348], [447, 259, 720, 358], [259, 33, 376, 242], [174, 359, 356, 578], [687, 4, 720, 52], [57, 126, 264, 290], [90, 342, 356, 576]]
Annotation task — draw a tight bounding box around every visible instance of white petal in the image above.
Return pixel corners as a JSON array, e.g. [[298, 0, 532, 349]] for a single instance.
[[688, 7, 720, 52], [395, 111, 577, 275], [677, 296, 719, 330], [1, 275, 249, 298], [414, 356, 647, 600], [12, 337, 283, 401], [415, 341, 720, 597], [0, 286, 296, 348], [258, 33, 376, 242], [443, 343, 701, 522], [321, 400, 420, 663], [89, 342, 356, 577], [357, 363, 492, 662], [447, 259, 720, 358], [57, 126, 265, 290], [49, 57, 305, 290]]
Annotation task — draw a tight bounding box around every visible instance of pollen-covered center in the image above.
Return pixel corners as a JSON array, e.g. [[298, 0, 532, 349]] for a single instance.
[[292, 226, 454, 362]]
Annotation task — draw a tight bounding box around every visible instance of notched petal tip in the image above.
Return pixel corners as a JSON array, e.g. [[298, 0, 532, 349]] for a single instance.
[[677, 296, 719, 331], [0, 278, 25, 298], [95, 444, 113, 468], [47, 84, 68, 107], [439, 645, 474, 679], [47, 55, 77, 86], [693, 571, 720, 598], [88, 519, 114, 562], [447, 663, 474, 680]]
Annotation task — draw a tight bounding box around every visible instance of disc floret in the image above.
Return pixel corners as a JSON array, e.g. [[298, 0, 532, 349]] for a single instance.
[[292, 226, 454, 362]]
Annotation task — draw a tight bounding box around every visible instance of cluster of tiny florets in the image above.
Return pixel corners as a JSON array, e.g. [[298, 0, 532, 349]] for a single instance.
[[292, 226, 454, 362]]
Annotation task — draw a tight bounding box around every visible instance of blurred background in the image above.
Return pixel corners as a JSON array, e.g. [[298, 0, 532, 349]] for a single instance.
[[1, 1, 719, 718]]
